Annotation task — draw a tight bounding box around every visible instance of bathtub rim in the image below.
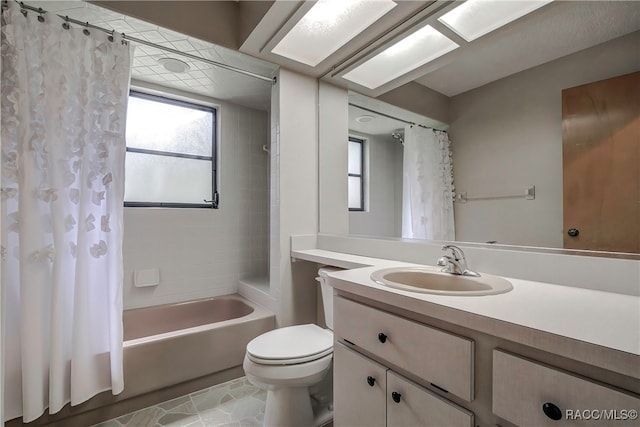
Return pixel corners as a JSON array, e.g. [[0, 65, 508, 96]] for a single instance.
[[123, 293, 274, 348]]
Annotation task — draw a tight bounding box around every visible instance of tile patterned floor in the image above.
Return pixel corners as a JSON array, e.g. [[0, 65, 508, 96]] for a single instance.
[[93, 377, 266, 427]]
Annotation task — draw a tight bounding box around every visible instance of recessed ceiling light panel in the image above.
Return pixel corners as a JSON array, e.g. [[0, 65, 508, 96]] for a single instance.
[[342, 24, 458, 90], [271, 0, 397, 67], [438, 0, 553, 42]]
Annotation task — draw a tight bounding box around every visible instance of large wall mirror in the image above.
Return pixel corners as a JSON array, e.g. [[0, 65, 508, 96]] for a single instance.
[[333, 3, 640, 256]]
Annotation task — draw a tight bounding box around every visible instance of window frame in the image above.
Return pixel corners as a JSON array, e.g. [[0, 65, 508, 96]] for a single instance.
[[124, 90, 219, 209], [348, 136, 365, 212]]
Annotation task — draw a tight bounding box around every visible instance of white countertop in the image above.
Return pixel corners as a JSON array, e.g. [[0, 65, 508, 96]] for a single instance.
[[292, 249, 640, 377]]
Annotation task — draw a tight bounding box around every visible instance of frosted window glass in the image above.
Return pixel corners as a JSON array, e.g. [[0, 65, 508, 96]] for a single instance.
[[348, 176, 362, 210], [126, 95, 213, 157], [125, 153, 212, 204], [348, 140, 362, 174]]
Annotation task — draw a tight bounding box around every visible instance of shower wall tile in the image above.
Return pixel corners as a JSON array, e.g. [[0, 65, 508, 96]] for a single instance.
[[123, 95, 269, 310]]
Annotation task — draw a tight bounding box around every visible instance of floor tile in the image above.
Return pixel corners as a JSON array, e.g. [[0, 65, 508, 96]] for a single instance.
[[93, 376, 266, 427]]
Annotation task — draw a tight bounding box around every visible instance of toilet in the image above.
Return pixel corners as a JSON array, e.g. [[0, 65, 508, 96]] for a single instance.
[[243, 267, 341, 427]]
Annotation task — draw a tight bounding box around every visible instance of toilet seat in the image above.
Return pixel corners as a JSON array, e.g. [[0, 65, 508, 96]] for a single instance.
[[246, 324, 333, 365]]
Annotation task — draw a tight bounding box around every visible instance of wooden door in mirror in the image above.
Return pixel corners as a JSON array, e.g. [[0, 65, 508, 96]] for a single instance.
[[562, 71, 640, 253]]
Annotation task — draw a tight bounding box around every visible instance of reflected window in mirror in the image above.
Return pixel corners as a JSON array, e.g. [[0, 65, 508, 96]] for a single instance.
[[348, 136, 365, 211]]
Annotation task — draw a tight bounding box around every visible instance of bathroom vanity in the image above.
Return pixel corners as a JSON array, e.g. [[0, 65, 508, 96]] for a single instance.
[[291, 249, 640, 427]]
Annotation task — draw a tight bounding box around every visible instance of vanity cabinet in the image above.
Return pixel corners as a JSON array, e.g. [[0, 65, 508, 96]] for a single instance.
[[334, 343, 474, 427], [333, 296, 475, 426], [328, 278, 639, 427], [493, 350, 640, 426]]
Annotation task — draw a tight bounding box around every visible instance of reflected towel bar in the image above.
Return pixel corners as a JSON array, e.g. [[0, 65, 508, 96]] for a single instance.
[[456, 186, 535, 203]]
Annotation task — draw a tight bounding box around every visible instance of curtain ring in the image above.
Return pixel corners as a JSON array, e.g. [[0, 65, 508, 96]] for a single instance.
[[108, 29, 114, 42], [37, 14, 44, 22], [62, 22, 70, 30], [20, 8, 27, 17]]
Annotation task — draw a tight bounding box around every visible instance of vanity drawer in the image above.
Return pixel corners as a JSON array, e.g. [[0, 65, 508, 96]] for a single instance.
[[334, 296, 474, 401], [493, 350, 640, 426]]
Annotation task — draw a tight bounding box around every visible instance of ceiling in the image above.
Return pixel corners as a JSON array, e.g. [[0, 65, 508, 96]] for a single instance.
[[22, 1, 640, 114], [28, 0, 278, 111], [412, 0, 640, 96], [239, 1, 640, 99]]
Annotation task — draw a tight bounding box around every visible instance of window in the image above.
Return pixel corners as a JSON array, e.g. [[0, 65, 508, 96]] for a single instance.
[[124, 91, 218, 208], [348, 136, 365, 211]]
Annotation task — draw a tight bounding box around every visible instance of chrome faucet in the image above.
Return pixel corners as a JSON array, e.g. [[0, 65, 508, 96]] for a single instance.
[[437, 245, 480, 277]]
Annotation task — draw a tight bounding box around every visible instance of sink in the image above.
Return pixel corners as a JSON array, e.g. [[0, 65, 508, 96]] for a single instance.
[[370, 267, 513, 296]]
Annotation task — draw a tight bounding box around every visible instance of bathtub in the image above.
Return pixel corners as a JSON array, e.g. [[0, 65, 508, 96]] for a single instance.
[[121, 294, 275, 399], [7, 294, 275, 427]]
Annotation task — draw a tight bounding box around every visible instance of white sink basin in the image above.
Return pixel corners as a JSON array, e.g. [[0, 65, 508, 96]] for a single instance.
[[370, 267, 513, 296]]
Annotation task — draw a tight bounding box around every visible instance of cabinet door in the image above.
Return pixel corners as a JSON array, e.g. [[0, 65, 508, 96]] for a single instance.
[[387, 371, 474, 427], [334, 343, 387, 427], [493, 350, 640, 426]]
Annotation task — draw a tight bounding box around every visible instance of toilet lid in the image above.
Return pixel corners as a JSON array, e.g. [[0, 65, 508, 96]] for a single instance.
[[247, 324, 333, 364]]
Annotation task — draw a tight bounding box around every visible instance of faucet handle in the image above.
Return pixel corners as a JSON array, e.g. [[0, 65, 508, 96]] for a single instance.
[[437, 256, 451, 267], [442, 244, 465, 260]]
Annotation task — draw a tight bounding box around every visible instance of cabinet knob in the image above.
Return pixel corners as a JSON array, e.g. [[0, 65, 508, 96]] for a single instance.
[[542, 402, 563, 420], [567, 228, 579, 237], [367, 376, 376, 387], [391, 392, 402, 403], [378, 332, 388, 343]]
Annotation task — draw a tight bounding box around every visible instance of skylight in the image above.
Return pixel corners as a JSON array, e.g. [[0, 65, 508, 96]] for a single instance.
[[271, 0, 397, 67], [438, 0, 553, 42], [342, 24, 459, 90]]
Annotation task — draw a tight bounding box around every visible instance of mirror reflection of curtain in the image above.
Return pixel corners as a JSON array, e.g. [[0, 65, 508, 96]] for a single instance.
[[401, 126, 455, 240], [1, 1, 131, 422]]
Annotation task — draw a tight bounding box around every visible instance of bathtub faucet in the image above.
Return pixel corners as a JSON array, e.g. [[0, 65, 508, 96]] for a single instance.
[[437, 245, 480, 277]]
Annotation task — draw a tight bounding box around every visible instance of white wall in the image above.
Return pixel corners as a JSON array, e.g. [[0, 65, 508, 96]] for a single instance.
[[319, 82, 349, 235], [123, 85, 269, 309], [450, 31, 640, 248], [270, 69, 319, 327], [349, 132, 403, 237]]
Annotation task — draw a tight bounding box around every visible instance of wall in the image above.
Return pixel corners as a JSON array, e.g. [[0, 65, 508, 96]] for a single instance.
[[348, 132, 403, 237], [123, 83, 269, 309], [319, 82, 349, 235], [376, 81, 450, 125], [450, 31, 640, 248], [269, 69, 319, 327]]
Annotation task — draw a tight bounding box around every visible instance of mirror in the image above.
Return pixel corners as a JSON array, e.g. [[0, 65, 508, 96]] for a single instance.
[[344, 28, 640, 255]]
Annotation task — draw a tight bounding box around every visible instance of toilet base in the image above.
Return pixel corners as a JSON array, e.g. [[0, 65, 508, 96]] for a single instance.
[[264, 386, 314, 427]]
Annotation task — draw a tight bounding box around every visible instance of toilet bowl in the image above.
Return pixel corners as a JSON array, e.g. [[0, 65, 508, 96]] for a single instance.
[[243, 267, 342, 427]]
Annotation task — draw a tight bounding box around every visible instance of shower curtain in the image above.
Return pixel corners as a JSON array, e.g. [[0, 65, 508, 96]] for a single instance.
[[401, 125, 455, 241], [1, 2, 131, 422]]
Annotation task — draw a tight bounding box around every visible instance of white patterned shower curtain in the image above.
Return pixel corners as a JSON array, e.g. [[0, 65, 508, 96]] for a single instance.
[[1, 2, 131, 422], [401, 125, 455, 241]]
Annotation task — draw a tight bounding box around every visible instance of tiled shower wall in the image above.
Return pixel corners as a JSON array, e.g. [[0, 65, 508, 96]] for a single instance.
[[123, 95, 269, 309]]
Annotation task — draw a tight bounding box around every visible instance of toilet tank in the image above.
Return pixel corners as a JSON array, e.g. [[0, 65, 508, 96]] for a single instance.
[[317, 267, 343, 330]]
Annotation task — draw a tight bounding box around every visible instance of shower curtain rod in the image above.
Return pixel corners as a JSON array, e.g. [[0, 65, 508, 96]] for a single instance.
[[349, 103, 447, 133], [1, 0, 276, 84]]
